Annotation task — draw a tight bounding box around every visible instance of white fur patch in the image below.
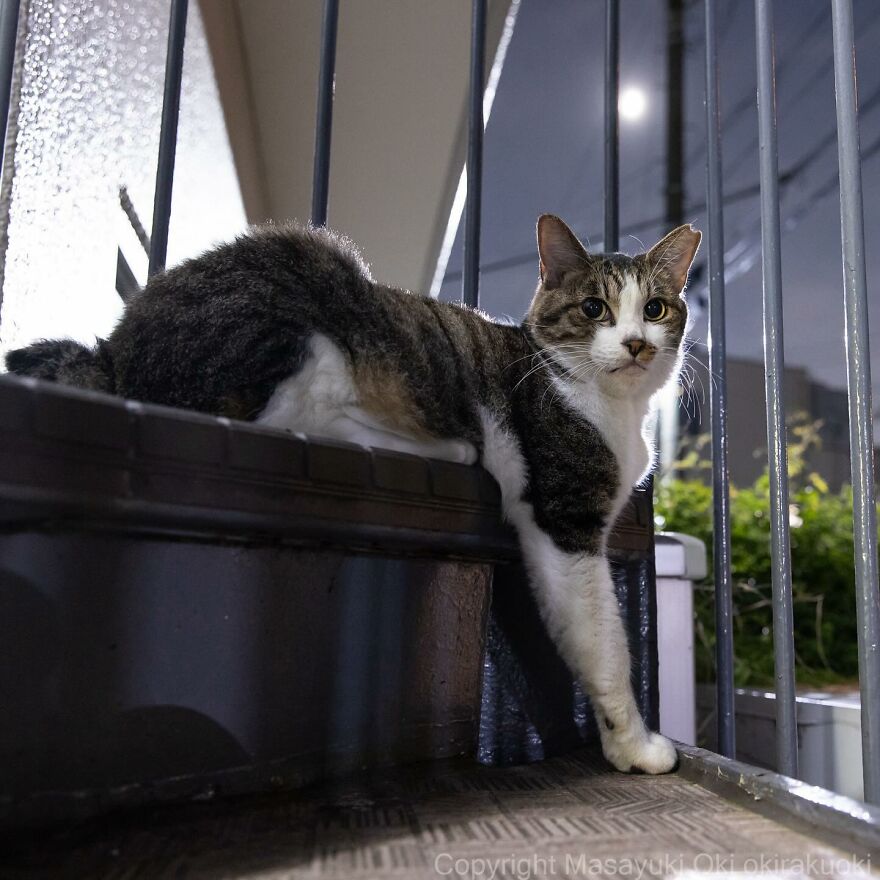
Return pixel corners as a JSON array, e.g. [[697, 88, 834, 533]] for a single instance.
[[259, 333, 356, 433], [259, 334, 477, 463]]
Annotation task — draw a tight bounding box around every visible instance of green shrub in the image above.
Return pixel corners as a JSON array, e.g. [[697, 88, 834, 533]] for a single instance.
[[654, 422, 862, 687]]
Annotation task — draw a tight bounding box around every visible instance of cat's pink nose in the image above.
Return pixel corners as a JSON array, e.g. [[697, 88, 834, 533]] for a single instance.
[[622, 337, 646, 357]]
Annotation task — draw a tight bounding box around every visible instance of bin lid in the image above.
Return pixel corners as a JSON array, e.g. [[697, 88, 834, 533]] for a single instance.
[[656, 532, 707, 580]]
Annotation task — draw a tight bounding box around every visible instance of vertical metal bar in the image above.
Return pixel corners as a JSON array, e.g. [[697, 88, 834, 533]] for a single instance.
[[603, 0, 619, 252], [311, 0, 339, 227], [704, 0, 735, 760], [148, 0, 188, 278], [0, 0, 20, 184], [754, 0, 798, 779], [462, 0, 486, 309], [665, 0, 684, 228], [830, 0, 880, 806]]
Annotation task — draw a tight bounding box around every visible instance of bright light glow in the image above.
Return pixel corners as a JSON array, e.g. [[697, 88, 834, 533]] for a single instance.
[[618, 86, 647, 122]]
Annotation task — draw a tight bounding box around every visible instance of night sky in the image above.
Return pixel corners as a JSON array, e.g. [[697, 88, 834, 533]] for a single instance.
[[439, 0, 880, 401]]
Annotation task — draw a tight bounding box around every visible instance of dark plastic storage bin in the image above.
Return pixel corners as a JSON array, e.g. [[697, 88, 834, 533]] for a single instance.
[[0, 375, 657, 827]]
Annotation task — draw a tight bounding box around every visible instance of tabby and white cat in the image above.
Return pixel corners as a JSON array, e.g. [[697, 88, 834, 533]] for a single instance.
[[6, 214, 700, 774]]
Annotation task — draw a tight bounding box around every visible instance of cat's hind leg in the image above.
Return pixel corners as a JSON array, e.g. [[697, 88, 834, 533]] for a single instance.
[[257, 333, 478, 464], [333, 407, 478, 464]]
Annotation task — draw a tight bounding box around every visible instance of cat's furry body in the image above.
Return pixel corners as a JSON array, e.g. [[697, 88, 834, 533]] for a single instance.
[[6, 216, 700, 774]]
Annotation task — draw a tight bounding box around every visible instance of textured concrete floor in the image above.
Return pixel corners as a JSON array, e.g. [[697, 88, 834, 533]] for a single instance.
[[3, 749, 877, 879]]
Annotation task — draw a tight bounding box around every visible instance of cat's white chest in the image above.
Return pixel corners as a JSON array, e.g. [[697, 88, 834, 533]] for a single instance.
[[596, 407, 653, 527], [610, 427, 653, 520], [554, 379, 654, 526], [610, 428, 652, 492]]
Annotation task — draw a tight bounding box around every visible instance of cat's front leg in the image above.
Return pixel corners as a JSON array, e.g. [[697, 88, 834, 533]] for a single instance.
[[524, 537, 677, 774]]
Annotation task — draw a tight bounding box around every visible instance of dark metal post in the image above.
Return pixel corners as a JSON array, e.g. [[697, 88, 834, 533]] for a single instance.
[[311, 0, 339, 228], [704, 0, 735, 760], [754, 0, 798, 779], [665, 0, 685, 228], [604, 0, 619, 252], [462, 0, 486, 309], [830, 0, 880, 805], [0, 0, 20, 184], [148, 0, 188, 278]]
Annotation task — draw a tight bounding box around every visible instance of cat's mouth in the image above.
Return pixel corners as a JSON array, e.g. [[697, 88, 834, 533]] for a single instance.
[[608, 362, 647, 374]]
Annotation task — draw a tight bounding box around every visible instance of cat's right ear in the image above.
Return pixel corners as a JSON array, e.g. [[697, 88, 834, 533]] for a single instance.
[[536, 214, 590, 289]]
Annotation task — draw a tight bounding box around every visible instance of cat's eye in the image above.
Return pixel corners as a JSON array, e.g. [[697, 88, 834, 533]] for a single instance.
[[582, 297, 608, 321], [644, 299, 667, 321]]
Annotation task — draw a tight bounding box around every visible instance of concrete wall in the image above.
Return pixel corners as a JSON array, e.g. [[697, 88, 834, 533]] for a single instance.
[[201, 0, 513, 294]]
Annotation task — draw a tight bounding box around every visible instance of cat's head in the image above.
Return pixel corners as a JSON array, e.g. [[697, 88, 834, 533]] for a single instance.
[[525, 214, 701, 399]]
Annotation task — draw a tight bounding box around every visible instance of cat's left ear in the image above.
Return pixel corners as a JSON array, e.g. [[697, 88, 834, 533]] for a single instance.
[[646, 224, 702, 293]]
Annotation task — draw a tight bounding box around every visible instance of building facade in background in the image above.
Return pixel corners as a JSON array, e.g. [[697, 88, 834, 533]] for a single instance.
[[679, 346, 854, 490]]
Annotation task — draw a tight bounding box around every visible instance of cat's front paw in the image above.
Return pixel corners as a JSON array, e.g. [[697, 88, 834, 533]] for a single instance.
[[602, 730, 677, 775]]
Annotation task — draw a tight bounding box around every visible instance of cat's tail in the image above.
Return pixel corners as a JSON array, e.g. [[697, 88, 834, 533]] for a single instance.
[[4, 339, 115, 393]]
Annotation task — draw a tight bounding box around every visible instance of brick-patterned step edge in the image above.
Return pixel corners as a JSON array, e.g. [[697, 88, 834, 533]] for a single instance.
[[0, 375, 651, 557]]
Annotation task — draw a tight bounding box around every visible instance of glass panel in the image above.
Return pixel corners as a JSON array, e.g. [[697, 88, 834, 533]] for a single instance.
[[0, 0, 245, 358]]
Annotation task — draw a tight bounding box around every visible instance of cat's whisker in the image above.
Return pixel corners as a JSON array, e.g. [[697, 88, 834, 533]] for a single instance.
[[504, 349, 552, 371], [681, 366, 706, 419], [677, 359, 698, 406], [680, 347, 719, 395], [510, 352, 558, 395], [508, 341, 604, 394], [688, 363, 708, 406], [679, 371, 698, 417]]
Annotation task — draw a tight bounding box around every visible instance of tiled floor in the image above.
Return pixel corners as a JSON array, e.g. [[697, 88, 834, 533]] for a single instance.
[[4, 750, 877, 879]]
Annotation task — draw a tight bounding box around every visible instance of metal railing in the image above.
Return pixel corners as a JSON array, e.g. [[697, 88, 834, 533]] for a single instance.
[[702, 0, 736, 764], [830, 0, 880, 804], [700, 0, 879, 800], [311, 0, 338, 229], [149, 0, 188, 277], [0, 0, 877, 803], [603, 0, 619, 252], [754, 0, 798, 781]]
